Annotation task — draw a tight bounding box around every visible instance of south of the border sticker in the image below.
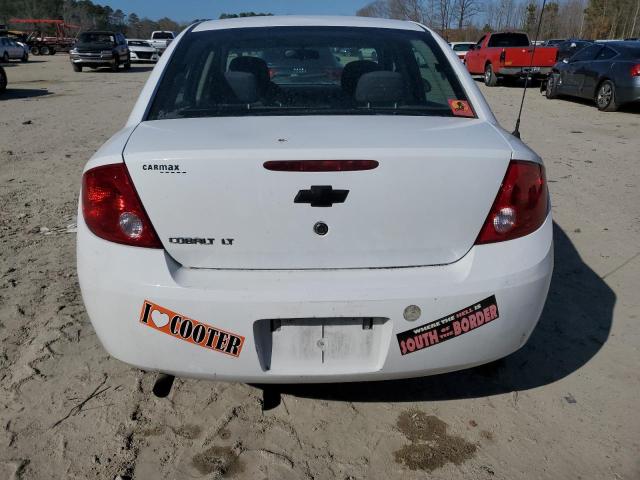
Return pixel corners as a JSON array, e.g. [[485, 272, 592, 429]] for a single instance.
[[397, 296, 499, 355], [448, 99, 475, 117], [139, 301, 245, 357]]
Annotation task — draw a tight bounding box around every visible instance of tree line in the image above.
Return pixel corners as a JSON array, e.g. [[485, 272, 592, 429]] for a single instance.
[[356, 0, 640, 41], [0, 0, 185, 38]]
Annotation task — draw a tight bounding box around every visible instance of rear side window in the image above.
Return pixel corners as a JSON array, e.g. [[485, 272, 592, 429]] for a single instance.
[[487, 33, 530, 48], [570, 44, 602, 62], [147, 26, 471, 120], [596, 46, 617, 60]]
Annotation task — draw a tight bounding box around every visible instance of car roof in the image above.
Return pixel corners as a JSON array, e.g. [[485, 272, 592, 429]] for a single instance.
[[192, 15, 425, 33]]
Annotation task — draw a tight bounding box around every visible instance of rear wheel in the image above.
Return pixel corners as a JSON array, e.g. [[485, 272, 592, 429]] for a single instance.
[[545, 74, 559, 99], [30, 46, 39, 55], [39, 46, 50, 55], [111, 57, 119, 72], [123, 54, 131, 70], [595, 80, 618, 112], [48, 48, 56, 55], [484, 63, 498, 87], [73, 63, 82, 73]]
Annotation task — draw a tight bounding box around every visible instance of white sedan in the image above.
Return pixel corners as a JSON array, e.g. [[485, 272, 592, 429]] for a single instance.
[[126, 39, 159, 63], [78, 16, 552, 384], [0, 37, 28, 62], [449, 41, 476, 61]]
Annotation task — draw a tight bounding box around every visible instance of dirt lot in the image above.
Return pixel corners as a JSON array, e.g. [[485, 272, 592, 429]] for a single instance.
[[1, 55, 639, 480]]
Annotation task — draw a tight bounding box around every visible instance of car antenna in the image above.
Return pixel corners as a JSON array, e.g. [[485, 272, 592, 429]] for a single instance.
[[513, 0, 548, 139]]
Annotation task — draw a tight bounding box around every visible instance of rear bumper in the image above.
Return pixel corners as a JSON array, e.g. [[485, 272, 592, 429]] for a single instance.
[[497, 66, 552, 77], [77, 214, 553, 383], [615, 81, 640, 105]]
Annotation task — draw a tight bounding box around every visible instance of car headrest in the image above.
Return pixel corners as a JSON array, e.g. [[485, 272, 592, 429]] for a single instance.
[[229, 56, 270, 87], [355, 71, 405, 104], [224, 71, 259, 104], [341, 60, 381, 96]]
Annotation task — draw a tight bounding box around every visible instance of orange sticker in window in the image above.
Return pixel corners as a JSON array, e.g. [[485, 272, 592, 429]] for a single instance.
[[139, 300, 245, 357], [448, 99, 475, 117]]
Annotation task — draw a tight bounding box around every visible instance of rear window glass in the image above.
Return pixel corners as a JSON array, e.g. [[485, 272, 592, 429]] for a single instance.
[[129, 40, 151, 47], [79, 33, 114, 44], [152, 32, 174, 39], [147, 26, 471, 120], [487, 33, 530, 48], [452, 44, 473, 52]]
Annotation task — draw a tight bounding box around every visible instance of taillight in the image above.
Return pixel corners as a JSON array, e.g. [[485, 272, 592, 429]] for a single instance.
[[499, 49, 506, 63], [475, 160, 548, 244], [324, 67, 344, 81], [631, 64, 640, 77], [82, 163, 162, 248]]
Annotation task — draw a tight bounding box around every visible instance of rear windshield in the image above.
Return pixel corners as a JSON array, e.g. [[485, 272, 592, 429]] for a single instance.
[[129, 40, 151, 47], [487, 33, 530, 48], [147, 26, 472, 120], [152, 32, 174, 39], [452, 43, 473, 52], [79, 32, 114, 44]]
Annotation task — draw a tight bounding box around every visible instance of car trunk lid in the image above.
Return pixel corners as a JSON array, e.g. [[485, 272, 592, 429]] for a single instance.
[[123, 116, 512, 269]]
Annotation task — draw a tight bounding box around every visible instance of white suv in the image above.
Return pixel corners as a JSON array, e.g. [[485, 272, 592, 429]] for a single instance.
[[78, 16, 552, 384]]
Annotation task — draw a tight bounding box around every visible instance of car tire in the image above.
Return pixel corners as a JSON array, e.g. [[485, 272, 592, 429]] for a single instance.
[[39, 46, 50, 55], [73, 64, 83, 73], [30, 46, 39, 55], [21, 52, 28, 62], [123, 54, 131, 70], [111, 57, 120, 72], [484, 63, 498, 87], [545, 74, 559, 99], [2, 52, 9, 63], [595, 80, 619, 112], [0, 66, 7, 93], [49, 48, 56, 55]]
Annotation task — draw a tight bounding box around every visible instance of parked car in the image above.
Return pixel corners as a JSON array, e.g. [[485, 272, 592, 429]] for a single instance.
[[148, 31, 175, 54], [69, 31, 130, 72], [1, 36, 28, 62], [556, 39, 592, 62], [127, 39, 160, 63], [0, 64, 7, 93], [545, 41, 640, 111], [78, 16, 552, 384], [449, 41, 475, 60], [465, 32, 559, 86], [260, 46, 344, 84]]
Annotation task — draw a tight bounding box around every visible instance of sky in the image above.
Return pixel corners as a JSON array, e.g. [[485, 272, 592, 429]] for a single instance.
[[104, 0, 374, 22]]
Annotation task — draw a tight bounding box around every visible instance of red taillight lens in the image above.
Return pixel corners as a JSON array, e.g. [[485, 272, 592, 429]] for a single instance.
[[82, 163, 162, 248], [499, 49, 506, 63], [631, 64, 640, 77], [475, 160, 548, 244]]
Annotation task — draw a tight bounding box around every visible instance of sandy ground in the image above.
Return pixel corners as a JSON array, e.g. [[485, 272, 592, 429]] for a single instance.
[[0, 54, 639, 480]]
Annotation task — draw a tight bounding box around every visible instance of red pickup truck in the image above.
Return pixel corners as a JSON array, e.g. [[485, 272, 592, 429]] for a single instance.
[[464, 32, 558, 86]]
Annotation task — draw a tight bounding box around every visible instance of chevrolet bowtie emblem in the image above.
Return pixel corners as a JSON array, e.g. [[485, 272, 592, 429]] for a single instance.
[[294, 185, 349, 207]]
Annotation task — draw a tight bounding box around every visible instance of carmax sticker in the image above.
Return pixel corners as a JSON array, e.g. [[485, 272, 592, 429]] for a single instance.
[[397, 296, 499, 355], [140, 301, 245, 357]]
